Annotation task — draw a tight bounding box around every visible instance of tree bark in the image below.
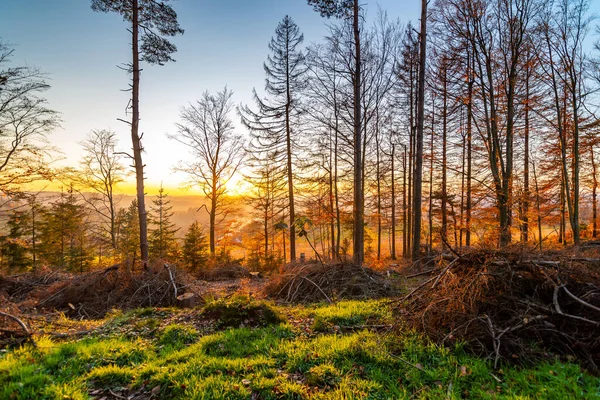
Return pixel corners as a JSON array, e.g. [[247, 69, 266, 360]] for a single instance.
[[352, 0, 364, 266], [521, 55, 531, 243], [391, 143, 396, 260], [402, 145, 407, 257], [412, 0, 427, 260], [441, 61, 448, 247], [131, 0, 148, 268], [592, 144, 598, 238], [376, 111, 382, 261], [286, 41, 296, 261], [466, 47, 473, 247]]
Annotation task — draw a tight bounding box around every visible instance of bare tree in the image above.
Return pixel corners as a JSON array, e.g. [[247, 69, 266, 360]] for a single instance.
[[0, 40, 59, 194], [72, 129, 126, 250], [412, 0, 428, 259], [540, 0, 590, 245], [172, 87, 244, 256], [244, 149, 288, 261], [91, 0, 183, 268], [308, 0, 365, 265]]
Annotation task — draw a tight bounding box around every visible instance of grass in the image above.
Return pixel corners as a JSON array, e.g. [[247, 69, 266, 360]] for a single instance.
[[0, 299, 599, 399]]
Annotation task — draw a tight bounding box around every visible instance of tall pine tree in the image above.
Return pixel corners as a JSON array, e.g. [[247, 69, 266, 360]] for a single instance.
[[240, 15, 307, 262]]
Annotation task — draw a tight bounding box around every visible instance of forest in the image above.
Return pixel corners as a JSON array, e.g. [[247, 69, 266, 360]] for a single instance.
[[1, 0, 600, 399]]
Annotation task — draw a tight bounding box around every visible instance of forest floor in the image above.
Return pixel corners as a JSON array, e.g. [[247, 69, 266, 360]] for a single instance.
[[1, 299, 599, 398], [1, 252, 600, 399]]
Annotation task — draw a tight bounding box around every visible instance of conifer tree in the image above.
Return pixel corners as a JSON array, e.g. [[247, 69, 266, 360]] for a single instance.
[[240, 15, 307, 262], [91, 0, 183, 267], [0, 210, 31, 272], [116, 199, 140, 266], [39, 189, 92, 271], [181, 221, 208, 272], [149, 186, 179, 260]]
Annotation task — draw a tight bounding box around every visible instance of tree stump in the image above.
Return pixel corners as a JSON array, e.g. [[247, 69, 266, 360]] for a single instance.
[[176, 292, 197, 308]]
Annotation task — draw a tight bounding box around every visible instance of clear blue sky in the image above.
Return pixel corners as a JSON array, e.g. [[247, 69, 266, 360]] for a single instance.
[[1, 0, 419, 193]]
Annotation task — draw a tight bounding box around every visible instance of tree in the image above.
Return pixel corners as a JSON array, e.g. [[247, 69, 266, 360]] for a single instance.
[[39, 188, 92, 271], [0, 40, 59, 194], [149, 185, 179, 260], [0, 210, 31, 272], [172, 87, 243, 256], [116, 199, 140, 267], [91, 0, 183, 268], [244, 149, 287, 262], [181, 221, 208, 272], [412, 0, 427, 259], [240, 15, 307, 262], [540, 0, 590, 245], [75, 129, 126, 250], [305, 36, 345, 261], [307, 0, 364, 265]]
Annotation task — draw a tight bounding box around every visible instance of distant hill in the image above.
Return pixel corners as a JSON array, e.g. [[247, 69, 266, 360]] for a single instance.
[[1, 192, 255, 236]]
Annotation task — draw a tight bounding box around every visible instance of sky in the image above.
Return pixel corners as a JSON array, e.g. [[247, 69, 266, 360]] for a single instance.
[[3, 1, 599, 197], [1, 0, 419, 196]]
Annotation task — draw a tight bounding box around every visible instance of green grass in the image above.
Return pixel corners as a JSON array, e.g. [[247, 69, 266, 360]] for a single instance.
[[201, 295, 285, 328], [1, 299, 599, 399]]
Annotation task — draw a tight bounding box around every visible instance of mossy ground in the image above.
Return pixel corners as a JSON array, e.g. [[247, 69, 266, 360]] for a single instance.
[[1, 298, 598, 399]]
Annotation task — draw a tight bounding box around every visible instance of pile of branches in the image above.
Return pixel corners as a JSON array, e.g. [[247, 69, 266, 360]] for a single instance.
[[0, 296, 33, 348], [199, 263, 250, 281], [264, 262, 396, 303], [401, 248, 600, 370], [0, 269, 69, 302], [0, 263, 193, 319]]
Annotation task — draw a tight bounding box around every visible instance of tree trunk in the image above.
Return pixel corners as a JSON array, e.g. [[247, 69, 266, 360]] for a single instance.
[[210, 193, 216, 255], [412, 0, 427, 260], [560, 178, 565, 244], [264, 208, 269, 258], [352, 0, 364, 266], [375, 112, 382, 261], [335, 122, 341, 260], [31, 200, 37, 272], [329, 127, 336, 260], [466, 48, 473, 247], [521, 57, 530, 243], [460, 131, 465, 248], [131, 0, 148, 268], [407, 66, 414, 256], [402, 145, 407, 257], [570, 72, 580, 245], [391, 143, 396, 260], [428, 98, 434, 253], [441, 62, 448, 247], [592, 144, 598, 238], [286, 69, 296, 262], [532, 158, 542, 250]]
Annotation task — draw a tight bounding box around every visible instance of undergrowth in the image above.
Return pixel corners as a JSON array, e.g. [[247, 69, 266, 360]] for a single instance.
[[1, 299, 598, 399]]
